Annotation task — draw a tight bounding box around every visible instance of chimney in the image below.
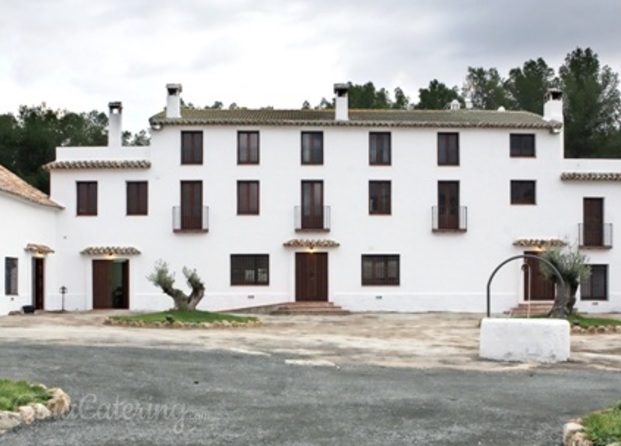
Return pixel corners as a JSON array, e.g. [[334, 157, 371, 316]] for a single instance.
[[543, 88, 563, 123], [449, 99, 460, 110], [108, 102, 122, 147], [166, 83, 183, 118], [334, 83, 349, 121]]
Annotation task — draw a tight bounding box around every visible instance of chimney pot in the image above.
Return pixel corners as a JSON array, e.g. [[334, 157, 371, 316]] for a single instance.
[[543, 88, 563, 123], [166, 83, 183, 118]]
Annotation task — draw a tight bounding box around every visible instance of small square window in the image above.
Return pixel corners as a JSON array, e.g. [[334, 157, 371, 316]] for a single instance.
[[362, 255, 400, 286], [369, 132, 391, 165], [510, 134, 535, 157], [301, 132, 323, 165], [581, 265, 607, 301], [181, 131, 203, 165], [369, 181, 391, 215], [127, 181, 148, 216], [438, 133, 459, 166], [511, 180, 536, 205], [238, 131, 259, 164], [77, 182, 97, 216], [237, 181, 260, 215], [231, 255, 269, 285]]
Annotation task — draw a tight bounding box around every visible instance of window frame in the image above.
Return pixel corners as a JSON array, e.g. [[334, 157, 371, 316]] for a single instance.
[[230, 254, 269, 286], [301, 131, 324, 165], [437, 132, 460, 166], [126, 181, 148, 216], [4, 257, 18, 296], [237, 180, 260, 215], [361, 255, 400, 286], [510, 134, 536, 158], [77, 181, 98, 216], [510, 180, 536, 205], [237, 131, 260, 165], [181, 131, 203, 165], [369, 180, 391, 215], [369, 132, 391, 165], [581, 265, 608, 301]]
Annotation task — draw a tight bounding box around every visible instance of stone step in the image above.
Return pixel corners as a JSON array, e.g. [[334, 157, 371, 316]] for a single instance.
[[270, 302, 350, 315], [506, 302, 553, 316]]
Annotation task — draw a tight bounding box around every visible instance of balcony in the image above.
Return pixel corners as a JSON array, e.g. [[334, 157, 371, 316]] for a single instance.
[[579, 223, 612, 248], [173, 206, 209, 233], [432, 206, 467, 232], [294, 206, 331, 231]]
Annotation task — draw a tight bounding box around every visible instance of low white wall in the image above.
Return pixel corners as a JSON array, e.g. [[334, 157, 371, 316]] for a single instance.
[[479, 318, 570, 363]]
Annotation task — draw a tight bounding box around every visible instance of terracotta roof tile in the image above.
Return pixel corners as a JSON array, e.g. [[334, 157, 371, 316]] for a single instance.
[[0, 165, 62, 209], [25, 243, 55, 255], [283, 239, 340, 248], [561, 172, 621, 182], [513, 239, 567, 248], [150, 108, 561, 130], [80, 246, 141, 256], [44, 160, 151, 171]]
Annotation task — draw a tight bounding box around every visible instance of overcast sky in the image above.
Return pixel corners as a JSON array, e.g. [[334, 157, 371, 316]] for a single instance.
[[1, 0, 620, 132]]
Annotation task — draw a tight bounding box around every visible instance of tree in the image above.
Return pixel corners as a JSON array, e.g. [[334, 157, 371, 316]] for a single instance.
[[123, 129, 150, 146], [312, 82, 411, 109], [147, 260, 205, 311], [415, 80, 462, 110], [559, 47, 621, 158], [506, 58, 556, 114], [462, 67, 514, 110], [539, 246, 591, 318]]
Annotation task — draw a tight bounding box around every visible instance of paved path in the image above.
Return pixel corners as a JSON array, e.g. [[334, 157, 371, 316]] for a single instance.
[[1, 343, 620, 446]]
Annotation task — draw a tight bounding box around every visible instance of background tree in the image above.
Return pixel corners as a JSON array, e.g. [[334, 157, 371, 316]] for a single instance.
[[506, 58, 556, 114], [462, 67, 514, 110], [147, 260, 205, 311], [559, 47, 621, 158], [415, 80, 462, 109]]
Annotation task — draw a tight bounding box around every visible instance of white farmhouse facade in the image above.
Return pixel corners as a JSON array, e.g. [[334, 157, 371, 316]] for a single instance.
[[2, 84, 621, 315]]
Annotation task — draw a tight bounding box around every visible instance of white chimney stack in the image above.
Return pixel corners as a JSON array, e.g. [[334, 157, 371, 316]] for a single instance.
[[543, 88, 563, 123], [334, 83, 349, 121], [108, 101, 122, 147], [166, 83, 183, 118]]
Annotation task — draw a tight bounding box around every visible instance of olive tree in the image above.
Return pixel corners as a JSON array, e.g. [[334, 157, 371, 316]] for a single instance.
[[147, 260, 205, 311]]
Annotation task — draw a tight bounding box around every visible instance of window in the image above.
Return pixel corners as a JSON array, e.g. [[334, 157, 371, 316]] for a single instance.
[[238, 131, 259, 164], [301, 132, 323, 165], [510, 134, 535, 157], [362, 255, 400, 286], [237, 181, 259, 215], [369, 132, 391, 165], [369, 181, 391, 215], [581, 265, 607, 301], [438, 133, 459, 166], [126, 181, 148, 216], [511, 180, 536, 205], [4, 258, 18, 295], [231, 255, 269, 285], [300, 181, 325, 230], [77, 182, 97, 216], [179, 181, 204, 230], [181, 131, 203, 165]]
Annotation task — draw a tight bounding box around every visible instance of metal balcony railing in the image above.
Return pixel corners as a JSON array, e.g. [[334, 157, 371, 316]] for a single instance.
[[173, 206, 209, 232], [294, 205, 331, 231], [432, 206, 467, 232], [579, 223, 612, 248]]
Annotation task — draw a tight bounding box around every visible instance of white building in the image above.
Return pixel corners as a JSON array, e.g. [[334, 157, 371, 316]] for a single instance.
[[2, 84, 621, 315]]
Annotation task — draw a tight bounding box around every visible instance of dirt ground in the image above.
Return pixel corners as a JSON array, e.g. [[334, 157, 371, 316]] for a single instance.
[[1, 311, 620, 371]]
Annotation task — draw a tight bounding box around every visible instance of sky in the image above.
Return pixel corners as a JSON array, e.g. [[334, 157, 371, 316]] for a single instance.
[[1, 0, 620, 133]]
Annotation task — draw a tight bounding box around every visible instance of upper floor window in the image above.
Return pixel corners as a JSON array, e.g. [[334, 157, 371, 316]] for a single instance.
[[362, 255, 400, 286], [238, 131, 259, 165], [4, 257, 18, 295], [581, 265, 607, 301], [181, 131, 203, 165], [369, 181, 391, 215], [510, 134, 535, 157], [127, 181, 148, 216], [237, 181, 260, 215], [77, 181, 97, 216], [511, 180, 536, 205], [231, 254, 269, 285], [438, 133, 459, 166], [369, 132, 391, 165], [301, 132, 323, 165]]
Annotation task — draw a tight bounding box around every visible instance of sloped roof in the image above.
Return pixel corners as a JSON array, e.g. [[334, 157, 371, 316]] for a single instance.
[[561, 172, 621, 182], [0, 165, 62, 209], [44, 160, 151, 171], [150, 108, 561, 130]]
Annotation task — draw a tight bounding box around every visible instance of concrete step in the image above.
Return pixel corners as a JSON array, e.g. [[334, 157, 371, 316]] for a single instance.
[[506, 302, 553, 316], [271, 302, 350, 316]]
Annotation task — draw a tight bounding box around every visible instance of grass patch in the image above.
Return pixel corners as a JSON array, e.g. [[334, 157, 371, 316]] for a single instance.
[[515, 313, 621, 327], [109, 310, 257, 324], [583, 401, 621, 446], [0, 379, 52, 411]]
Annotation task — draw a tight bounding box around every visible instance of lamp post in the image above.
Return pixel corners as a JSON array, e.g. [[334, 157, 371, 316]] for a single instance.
[[59, 286, 67, 312]]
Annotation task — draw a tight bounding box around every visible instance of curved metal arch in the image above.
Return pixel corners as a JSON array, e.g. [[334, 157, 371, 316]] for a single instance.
[[486, 254, 564, 317]]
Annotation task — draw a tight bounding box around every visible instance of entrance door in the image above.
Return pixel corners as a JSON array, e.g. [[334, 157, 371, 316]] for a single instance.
[[295, 253, 328, 301], [438, 181, 459, 230], [523, 252, 555, 301], [583, 198, 604, 246], [181, 181, 203, 230], [301, 181, 324, 230], [93, 259, 130, 309], [32, 257, 45, 310]]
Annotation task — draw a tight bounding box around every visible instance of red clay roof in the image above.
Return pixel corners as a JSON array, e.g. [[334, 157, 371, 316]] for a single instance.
[[0, 165, 62, 209]]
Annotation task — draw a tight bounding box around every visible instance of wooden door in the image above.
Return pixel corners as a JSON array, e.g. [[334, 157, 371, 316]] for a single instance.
[[93, 260, 112, 309], [438, 181, 459, 230], [32, 258, 45, 310], [295, 253, 328, 301], [583, 198, 604, 246], [523, 252, 555, 301], [181, 181, 203, 230], [301, 181, 324, 230]]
